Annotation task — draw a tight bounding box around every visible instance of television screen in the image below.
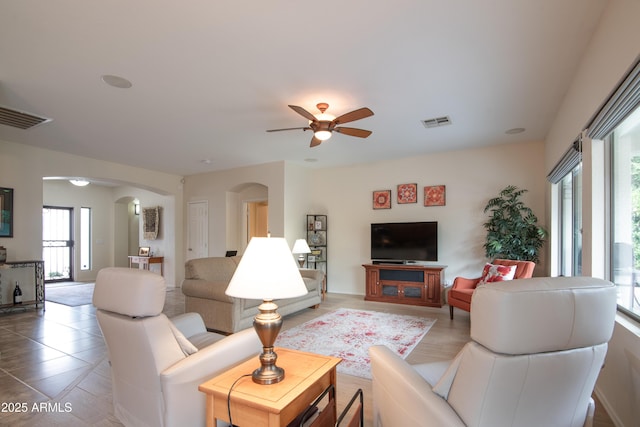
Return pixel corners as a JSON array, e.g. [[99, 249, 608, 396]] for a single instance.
[[371, 222, 438, 262]]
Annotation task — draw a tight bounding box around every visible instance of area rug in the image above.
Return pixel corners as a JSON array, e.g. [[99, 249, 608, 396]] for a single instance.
[[275, 308, 436, 379], [45, 283, 95, 306]]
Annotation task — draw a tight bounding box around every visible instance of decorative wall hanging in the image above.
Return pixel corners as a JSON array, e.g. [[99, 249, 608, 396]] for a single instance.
[[373, 190, 391, 209], [0, 187, 14, 237], [397, 183, 417, 204], [142, 206, 160, 240], [424, 185, 446, 206]]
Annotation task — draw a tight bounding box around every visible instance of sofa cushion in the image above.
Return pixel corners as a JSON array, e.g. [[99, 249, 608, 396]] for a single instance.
[[182, 280, 232, 302], [185, 256, 240, 282], [303, 277, 317, 292]]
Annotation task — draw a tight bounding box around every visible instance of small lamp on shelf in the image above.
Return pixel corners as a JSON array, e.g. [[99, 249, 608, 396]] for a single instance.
[[292, 239, 311, 268], [225, 236, 307, 384]]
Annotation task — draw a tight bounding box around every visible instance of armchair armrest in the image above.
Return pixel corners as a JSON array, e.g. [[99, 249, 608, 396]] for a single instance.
[[299, 268, 324, 281], [160, 328, 261, 427], [451, 276, 481, 290], [170, 312, 207, 338], [369, 345, 464, 427]]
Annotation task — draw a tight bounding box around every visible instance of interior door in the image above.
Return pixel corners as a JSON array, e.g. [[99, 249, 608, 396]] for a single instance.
[[187, 201, 208, 260]]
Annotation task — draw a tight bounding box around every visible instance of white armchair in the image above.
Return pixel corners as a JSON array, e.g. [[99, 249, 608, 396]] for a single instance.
[[93, 267, 261, 427], [370, 276, 617, 427]]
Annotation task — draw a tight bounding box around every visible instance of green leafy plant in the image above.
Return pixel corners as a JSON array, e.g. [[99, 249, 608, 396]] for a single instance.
[[483, 185, 547, 263]]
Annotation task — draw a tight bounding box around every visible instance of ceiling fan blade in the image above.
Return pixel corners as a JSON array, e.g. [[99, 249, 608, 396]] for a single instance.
[[334, 107, 374, 125], [334, 127, 372, 138], [289, 105, 317, 122], [266, 127, 310, 132], [310, 136, 323, 147]]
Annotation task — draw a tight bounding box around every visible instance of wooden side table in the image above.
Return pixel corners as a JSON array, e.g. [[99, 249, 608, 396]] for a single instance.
[[199, 348, 340, 427], [128, 255, 164, 276]]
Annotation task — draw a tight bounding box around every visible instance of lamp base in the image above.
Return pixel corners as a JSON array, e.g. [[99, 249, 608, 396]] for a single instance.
[[252, 348, 285, 385], [297, 255, 305, 268], [252, 300, 285, 384]]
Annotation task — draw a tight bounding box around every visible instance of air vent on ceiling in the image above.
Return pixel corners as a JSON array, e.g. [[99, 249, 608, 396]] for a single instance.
[[0, 105, 52, 130], [422, 116, 452, 129]]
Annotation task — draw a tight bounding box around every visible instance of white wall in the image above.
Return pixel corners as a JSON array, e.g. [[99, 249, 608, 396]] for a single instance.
[[310, 140, 546, 294], [0, 139, 184, 286], [43, 180, 114, 282], [544, 1, 640, 425]]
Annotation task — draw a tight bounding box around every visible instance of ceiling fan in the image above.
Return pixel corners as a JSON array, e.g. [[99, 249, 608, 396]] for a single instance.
[[266, 103, 374, 147]]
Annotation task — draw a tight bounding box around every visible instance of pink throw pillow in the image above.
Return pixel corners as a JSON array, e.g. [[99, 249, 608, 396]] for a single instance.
[[478, 263, 516, 285]]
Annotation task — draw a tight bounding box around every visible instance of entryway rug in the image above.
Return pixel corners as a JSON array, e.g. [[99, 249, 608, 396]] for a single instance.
[[45, 283, 95, 306], [275, 308, 436, 379]]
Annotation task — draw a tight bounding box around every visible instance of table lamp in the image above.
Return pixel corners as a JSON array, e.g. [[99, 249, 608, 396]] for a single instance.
[[291, 239, 311, 268], [225, 236, 308, 384]]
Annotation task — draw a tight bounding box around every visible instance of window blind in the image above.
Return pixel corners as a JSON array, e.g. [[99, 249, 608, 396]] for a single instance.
[[587, 58, 640, 140], [547, 138, 582, 184]]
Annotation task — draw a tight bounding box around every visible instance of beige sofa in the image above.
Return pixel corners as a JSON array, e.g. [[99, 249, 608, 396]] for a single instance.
[[181, 256, 324, 334]]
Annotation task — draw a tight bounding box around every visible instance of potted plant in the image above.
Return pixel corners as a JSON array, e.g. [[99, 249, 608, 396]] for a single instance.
[[483, 185, 547, 263]]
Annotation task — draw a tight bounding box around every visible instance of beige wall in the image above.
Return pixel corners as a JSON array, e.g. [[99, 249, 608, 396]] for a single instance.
[[544, 1, 640, 425], [184, 161, 288, 256], [309, 140, 546, 294]]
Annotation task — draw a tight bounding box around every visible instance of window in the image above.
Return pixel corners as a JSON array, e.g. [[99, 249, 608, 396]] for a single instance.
[[610, 106, 640, 320], [80, 207, 91, 271], [558, 164, 582, 277], [548, 139, 583, 277]]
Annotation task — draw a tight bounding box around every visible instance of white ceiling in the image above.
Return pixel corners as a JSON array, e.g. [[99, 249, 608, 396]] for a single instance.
[[0, 0, 608, 177]]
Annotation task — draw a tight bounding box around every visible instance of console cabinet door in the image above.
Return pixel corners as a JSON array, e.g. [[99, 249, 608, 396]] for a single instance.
[[363, 264, 444, 308]]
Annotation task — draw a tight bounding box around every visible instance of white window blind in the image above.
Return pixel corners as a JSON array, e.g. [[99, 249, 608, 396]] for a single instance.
[[547, 138, 582, 184], [588, 58, 640, 140]]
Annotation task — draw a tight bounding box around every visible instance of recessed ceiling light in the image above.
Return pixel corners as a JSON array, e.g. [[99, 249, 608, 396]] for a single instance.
[[304, 158, 318, 163], [101, 75, 132, 89], [201, 159, 212, 164], [505, 127, 525, 134]]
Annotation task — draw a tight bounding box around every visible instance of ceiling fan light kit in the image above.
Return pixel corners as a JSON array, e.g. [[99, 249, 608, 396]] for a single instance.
[[267, 103, 374, 147]]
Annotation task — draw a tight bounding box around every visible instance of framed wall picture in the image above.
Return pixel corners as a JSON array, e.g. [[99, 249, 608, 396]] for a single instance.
[[424, 185, 446, 206], [373, 190, 391, 209], [0, 187, 14, 237], [397, 183, 417, 204], [138, 246, 150, 257]]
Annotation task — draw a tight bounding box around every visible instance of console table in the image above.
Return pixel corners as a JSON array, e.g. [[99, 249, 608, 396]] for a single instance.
[[0, 260, 45, 311], [363, 263, 445, 307], [128, 256, 164, 276]]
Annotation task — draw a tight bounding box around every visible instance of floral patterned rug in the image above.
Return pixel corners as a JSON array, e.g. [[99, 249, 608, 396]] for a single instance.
[[276, 308, 436, 379]]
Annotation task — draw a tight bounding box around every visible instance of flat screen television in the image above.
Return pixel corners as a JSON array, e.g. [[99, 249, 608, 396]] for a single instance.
[[371, 221, 438, 262]]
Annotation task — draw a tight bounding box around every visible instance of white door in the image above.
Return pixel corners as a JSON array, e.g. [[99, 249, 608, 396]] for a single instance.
[[187, 201, 208, 260]]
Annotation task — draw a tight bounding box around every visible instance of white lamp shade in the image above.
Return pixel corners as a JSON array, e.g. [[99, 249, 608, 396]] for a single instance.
[[226, 237, 308, 300], [292, 239, 311, 254]]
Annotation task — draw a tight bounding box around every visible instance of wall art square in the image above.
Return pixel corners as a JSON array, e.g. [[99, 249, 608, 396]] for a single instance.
[[424, 185, 446, 206], [397, 183, 417, 204], [373, 190, 391, 209], [0, 187, 14, 237]]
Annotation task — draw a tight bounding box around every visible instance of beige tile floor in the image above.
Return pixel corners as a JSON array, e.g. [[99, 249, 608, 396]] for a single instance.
[[0, 285, 614, 426]]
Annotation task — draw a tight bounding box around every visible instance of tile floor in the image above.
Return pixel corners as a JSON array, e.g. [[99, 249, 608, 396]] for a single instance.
[[0, 287, 184, 427], [0, 284, 615, 427]]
